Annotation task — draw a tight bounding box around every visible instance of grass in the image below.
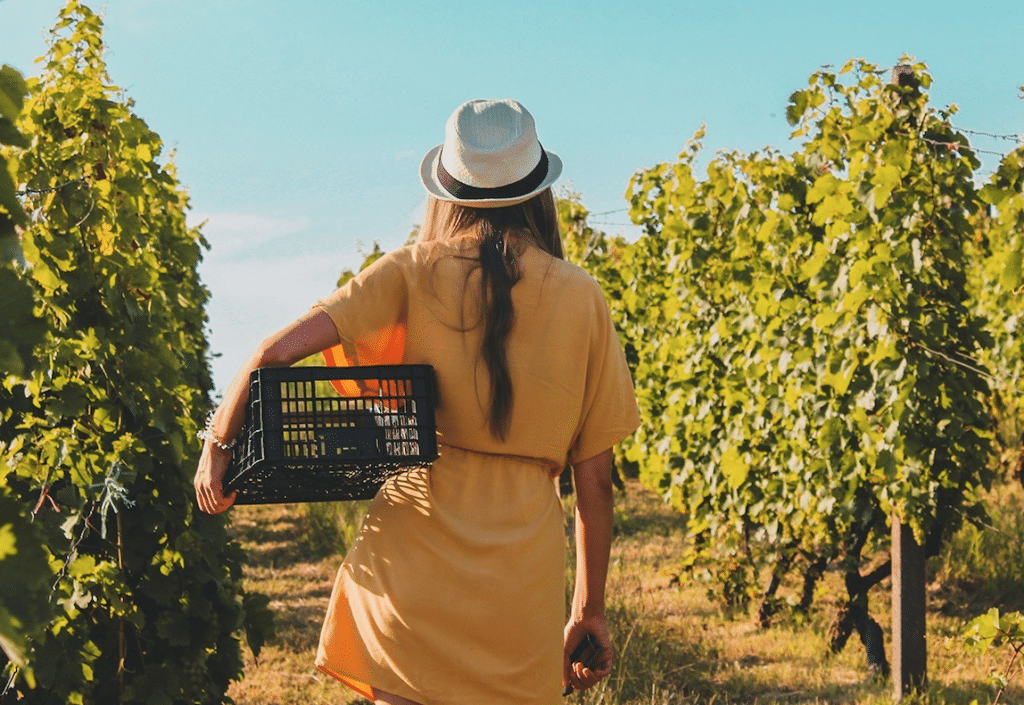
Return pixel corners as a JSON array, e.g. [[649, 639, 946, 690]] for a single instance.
[[225, 478, 1024, 704], [225, 503, 362, 705]]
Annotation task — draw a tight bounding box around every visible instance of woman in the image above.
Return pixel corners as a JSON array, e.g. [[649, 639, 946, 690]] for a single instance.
[[194, 99, 640, 705]]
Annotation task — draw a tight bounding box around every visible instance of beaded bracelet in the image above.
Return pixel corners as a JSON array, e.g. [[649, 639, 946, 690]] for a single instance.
[[197, 414, 237, 451]]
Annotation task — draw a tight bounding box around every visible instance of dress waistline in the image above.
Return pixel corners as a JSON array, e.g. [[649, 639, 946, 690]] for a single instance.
[[437, 443, 563, 478]]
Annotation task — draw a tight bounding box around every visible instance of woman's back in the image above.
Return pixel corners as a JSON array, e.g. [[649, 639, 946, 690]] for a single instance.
[[315, 236, 636, 470]]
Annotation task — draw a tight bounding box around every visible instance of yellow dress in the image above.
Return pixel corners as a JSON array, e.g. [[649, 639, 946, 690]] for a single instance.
[[313, 237, 640, 705]]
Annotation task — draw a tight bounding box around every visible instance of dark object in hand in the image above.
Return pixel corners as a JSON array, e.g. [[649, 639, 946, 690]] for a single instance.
[[563, 633, 603, 696]]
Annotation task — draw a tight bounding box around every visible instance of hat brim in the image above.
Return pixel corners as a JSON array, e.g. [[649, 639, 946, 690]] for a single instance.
[[419, 144, 563, 208]]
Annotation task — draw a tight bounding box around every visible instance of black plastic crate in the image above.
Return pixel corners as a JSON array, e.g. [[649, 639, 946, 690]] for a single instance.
[[224, 365, 438, 504]]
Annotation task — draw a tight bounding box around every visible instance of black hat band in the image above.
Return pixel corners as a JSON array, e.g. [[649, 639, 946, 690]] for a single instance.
[[436, 148, 549, 201]]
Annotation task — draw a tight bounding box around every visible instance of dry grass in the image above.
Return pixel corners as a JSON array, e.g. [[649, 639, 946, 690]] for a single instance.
[[225, 503, 368, 705], [225, 480, 1024, 704]]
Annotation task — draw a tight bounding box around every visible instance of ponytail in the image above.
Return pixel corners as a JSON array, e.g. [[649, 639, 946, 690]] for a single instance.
[[418, 189, 562, 441], [477, 218, 520, 440]]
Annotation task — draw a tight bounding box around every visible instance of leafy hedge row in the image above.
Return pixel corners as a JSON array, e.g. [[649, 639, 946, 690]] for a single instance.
[[567, 59, 1022, 669], [1, 3, 270, 703]]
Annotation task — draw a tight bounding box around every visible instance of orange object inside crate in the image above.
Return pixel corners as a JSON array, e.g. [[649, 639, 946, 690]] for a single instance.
[[320, 323, 407, 402]]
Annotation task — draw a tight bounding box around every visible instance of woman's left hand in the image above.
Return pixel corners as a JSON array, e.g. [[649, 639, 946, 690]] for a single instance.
[[193, 443, 237, 514], [562, 614, 613, 694]]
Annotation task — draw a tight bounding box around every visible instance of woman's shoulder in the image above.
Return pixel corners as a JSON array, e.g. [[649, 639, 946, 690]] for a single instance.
[[526, 247, 606, 298], [353, 242, 439, 280], [399, 237, 480, 266]]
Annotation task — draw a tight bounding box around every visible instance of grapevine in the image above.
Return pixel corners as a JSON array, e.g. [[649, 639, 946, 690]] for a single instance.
[[615, 58, 994, 672], [0, 3, 271, 703]]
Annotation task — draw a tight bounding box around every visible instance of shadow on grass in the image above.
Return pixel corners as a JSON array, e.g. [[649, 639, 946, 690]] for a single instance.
[[230, 501, 364, 566], [264, 600, 329, 651], [253, 580, 334, 604], [230, 504, 315, 565], [229, 505, 338, 653]]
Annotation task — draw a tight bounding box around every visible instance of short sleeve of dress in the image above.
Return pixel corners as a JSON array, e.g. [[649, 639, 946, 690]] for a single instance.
[[313, 249, 409, 367], [567, 279, 641, 465]]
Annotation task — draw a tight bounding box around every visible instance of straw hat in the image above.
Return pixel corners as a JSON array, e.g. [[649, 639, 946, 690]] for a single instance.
[[420, 99, 562, 208]]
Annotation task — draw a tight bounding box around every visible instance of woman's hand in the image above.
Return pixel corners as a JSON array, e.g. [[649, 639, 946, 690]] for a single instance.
[[562, 614, 613, 694], [193, 442, 237, 514], [564, 448, 615, 694], [191, 309, 342, 515]]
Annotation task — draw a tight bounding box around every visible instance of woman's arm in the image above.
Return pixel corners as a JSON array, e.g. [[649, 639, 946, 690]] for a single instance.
[[193, 308, 341, 514], [563, 447, 615, 693]]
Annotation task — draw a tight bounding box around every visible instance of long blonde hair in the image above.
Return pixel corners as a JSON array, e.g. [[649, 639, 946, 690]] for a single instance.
[[417, 188, 563, 440]]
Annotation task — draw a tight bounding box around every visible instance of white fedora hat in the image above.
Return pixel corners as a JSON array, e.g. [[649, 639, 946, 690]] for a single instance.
[[420, 99, 562, 208]]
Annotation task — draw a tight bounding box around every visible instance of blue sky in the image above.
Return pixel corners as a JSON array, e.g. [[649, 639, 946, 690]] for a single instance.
[[3, 0, 1022, 392]]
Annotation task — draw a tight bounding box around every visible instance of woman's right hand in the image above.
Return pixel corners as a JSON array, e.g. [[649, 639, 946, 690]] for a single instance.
[[190, 310, 341, 515], [193, 442, 236, 514]]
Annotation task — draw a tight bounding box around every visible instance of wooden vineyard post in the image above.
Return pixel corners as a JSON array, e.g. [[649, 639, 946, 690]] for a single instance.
[[891, 513, 927, 699], [889, 63, 928, 700]]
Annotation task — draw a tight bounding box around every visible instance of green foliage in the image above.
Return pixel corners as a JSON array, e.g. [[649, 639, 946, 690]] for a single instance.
[[0, 63, 29, 241], [558, 194, 633, 326], [0, 490, 51, 687], [336, 241, 386, 288], [0, 2, 269, 702], [969, 142, 1024, 477], [0, 63, 50, 688], [0, 62, 46, 378], [965, 608, 1024, 654], [963, 608, 1024, 700], [336, 230, 418, 290], [616, 59, 995, 610]]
